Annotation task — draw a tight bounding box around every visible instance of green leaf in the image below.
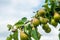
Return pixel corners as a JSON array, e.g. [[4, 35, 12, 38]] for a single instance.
[[24, 23, 32, 33], [24, 24, 29, 34], [12, 29, 18, 40], [31, 28, 39, 40], [59, 28, 60, 31], [6, 34, 12, 40], [50, 0, 56, 2], [14, 17, 27, 28], [45, 0, 48, 3], [59, 33, 60, 40], [27, 24, 32, 40], [22, 17, 27, 22], [24, 23, 32, 40], [6, 37, 12, 40], [38, 32, 41, 39], [7, 24, 13, 30], [14, 20, 24, 27]]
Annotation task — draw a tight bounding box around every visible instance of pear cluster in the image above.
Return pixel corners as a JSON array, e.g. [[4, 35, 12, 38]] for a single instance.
[[31, 9, 60, 33]]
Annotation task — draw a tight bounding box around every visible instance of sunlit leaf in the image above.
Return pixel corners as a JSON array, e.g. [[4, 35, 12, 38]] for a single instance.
[[12, 29, 18, 40], [14, 20, 24, 27], [24, 23, 32, 40], [6, 37, 12, 40], [31, 28, 39, 40], [7, 24, 13, 30], [59, 33, 60, 40], [6, 34, 12, 40], [22, 17, 27, 22], [45, 0, 48, 3]]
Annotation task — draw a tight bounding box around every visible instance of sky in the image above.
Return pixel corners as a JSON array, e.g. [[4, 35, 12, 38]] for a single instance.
[[0, 0, 60, 40]]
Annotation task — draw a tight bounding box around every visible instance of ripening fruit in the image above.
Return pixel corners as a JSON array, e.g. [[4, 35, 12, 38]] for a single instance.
[[31, 18, 40, 27], [42, 24, 51, 33], [54, 12, 60, 21], [51, 19, 58, 27], [39, 17, 48, 24], [20, 31, 28, 40], [42, 24, 49, 30], [38, 9, 46, 17], [45, 28, 51, 33]]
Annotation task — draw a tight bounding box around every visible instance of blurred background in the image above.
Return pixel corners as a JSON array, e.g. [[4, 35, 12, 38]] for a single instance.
[[0, 0, 60, 40]]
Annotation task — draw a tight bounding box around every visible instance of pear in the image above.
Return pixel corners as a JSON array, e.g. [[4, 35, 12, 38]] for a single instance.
[[20, 31, 28, 40], [32, 18, 40, 27], [39, 17, 48, 24], [51, 19, 58, 27], [54, 12, 60, 21], [38, 9, 46, 17], [42, 24, 51, 33]]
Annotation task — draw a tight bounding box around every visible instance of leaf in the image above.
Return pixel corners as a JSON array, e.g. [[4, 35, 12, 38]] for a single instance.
[[50, 0, 56, 2], [45, 0, 48, 3], [55, 7, 60, 12], [59, 21, 60, 24], [24, 23, 32, 40], [6, 34, 12, 40], [31, 27, 39, 40], [6, 30, 18, 40], [59, 33, 60, 40], [22, 17, 27, 22], [6, 36, 12, 40], [14, 17, 27, 28], [7, 24, 13, 30], [38, 32, 41, 39], [24, 24, 29, 34], [59, 28, 60, 31], [27, 24, 32, 40], [12, 29, 18, 40], [14, 20, 24, 27], [24, 23, 32, 33]]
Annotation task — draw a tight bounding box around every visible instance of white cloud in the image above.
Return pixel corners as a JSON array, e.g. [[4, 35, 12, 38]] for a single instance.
[[40, 36, 59, 40], [16, 0, 41, 7]]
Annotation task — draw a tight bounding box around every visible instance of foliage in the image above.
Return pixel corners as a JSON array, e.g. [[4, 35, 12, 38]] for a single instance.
[[6, 0, 60, 40]]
